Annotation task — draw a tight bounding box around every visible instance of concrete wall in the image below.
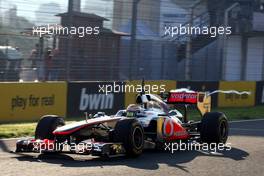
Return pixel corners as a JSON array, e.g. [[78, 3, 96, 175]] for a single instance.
[[246, 37, 264, 80], [190, 35, 264, 81]]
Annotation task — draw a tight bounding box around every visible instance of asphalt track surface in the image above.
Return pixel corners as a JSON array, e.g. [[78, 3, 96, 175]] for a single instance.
[[0, 119, 264, 176]]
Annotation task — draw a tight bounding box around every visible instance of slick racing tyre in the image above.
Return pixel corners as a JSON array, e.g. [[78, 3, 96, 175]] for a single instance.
[[200, 112, 229, 144], [35, 115, 65, 140], [113, 119, 144, 157]]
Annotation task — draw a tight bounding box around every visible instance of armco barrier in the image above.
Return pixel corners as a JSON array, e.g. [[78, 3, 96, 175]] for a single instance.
[[124, 80, 177, 107], [67, 82, 125, 117], [0, 82, 67, 123], [0, 81, 261, 123], [256, 81, 264, 105], [218, 81, 256, 107], [176, 81, 219, 107]]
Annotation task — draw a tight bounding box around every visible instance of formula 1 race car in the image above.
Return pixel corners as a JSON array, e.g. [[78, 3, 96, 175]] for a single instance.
[[16, 88, 229, 157]]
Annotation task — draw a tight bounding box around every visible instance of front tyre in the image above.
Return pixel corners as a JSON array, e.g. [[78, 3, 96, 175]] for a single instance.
[[200, 112, 229, 144], [35, 115, 65, 140], [113, 119, 144, 157]]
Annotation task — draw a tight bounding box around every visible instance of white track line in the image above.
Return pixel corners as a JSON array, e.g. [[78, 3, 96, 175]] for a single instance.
[[229, 119, 264, 123], [229, 128, 264, 131], [0, 137, 32, 141]]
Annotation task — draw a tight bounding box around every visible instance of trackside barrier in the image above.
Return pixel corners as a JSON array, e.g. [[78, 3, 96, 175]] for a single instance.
[[256, 81, 264, 105], [67, 82, 125, 118], [217, 81, 256, 107], [0, 81, 261, 122], [0, 82, 67, 123]]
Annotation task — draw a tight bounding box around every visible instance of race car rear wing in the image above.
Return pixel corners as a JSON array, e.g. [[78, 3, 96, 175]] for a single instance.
[[162, 88, 251, 122], [164, 91, 211, 116]]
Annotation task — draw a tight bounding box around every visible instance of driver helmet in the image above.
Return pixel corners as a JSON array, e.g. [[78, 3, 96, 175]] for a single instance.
[[126, 104, 142, 112]]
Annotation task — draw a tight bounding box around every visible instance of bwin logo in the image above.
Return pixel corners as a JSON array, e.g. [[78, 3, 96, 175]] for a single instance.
[[79, 88, 114, 111]]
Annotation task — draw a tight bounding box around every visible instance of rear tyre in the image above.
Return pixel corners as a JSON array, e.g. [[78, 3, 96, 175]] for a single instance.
[[200, 112, 228, 144], [35, 115, 65, 140], [113, 119, 144, 157]]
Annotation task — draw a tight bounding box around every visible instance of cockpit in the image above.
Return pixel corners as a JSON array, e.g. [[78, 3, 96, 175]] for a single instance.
[[115, 94, 171, 118]]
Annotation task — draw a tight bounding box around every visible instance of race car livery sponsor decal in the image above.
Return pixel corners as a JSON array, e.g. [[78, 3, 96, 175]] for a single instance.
[[176, 81, 219, 107], [157, 117, 189, 141], [167, 92, 198, 104]]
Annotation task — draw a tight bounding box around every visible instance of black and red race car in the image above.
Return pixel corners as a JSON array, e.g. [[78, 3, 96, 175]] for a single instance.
[[16, 88, 229, 157]]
